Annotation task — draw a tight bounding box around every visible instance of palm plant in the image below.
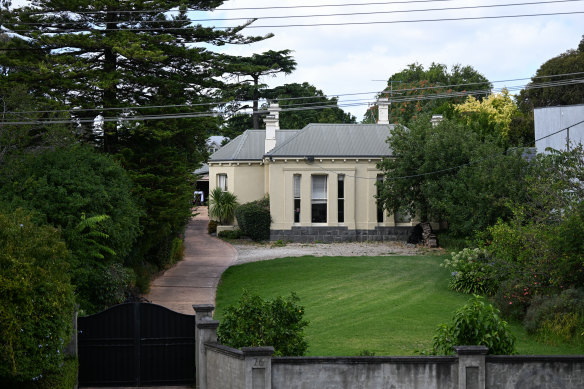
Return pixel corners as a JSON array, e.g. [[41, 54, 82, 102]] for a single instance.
[[209, 187, 238, 225]]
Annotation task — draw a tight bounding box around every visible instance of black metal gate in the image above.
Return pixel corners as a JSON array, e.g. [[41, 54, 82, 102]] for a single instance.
[[78, 302, 195, 387]]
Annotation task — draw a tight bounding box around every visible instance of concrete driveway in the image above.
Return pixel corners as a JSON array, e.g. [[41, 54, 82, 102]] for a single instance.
[[145, 206, 237, 314]]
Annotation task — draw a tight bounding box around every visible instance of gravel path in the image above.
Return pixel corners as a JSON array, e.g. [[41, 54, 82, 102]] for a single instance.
[[232, 241, 444, 264]]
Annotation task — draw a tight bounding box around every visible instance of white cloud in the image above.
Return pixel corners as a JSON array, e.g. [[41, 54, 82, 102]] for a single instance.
[[210, 0, 582, 120]]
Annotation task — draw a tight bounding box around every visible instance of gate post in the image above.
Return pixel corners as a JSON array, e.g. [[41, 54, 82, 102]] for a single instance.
[[194, 304, 218, 389], [242, 347, 274, 389], [455, 346, 488, 389]]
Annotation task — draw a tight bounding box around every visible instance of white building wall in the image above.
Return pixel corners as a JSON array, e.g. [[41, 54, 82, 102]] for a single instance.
[[535, 105, 584, 153]]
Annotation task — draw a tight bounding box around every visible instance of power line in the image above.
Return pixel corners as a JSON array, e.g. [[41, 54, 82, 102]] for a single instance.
[[2, 77, 583, 120], [215, 0, 460, 11], [2, 71, 582, 115], [5, 10, 584, 33], [9, 1, 489, 15], [237, 10, 584, 29], [10, 0, 582, 26]]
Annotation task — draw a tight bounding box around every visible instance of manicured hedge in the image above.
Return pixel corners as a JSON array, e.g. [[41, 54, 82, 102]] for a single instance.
[[235, 198, 271, 241]]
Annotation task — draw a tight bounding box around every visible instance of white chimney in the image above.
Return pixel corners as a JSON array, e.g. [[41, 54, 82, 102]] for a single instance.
[[431, 114, 443, 127], [265, 103, 281, 153], [377, 97, 389, 124]]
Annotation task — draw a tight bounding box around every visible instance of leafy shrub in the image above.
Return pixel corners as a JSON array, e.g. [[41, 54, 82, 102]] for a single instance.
[[441, 248, 499, 295], [432, 295, 516, 355], [0, 357, 79, 389], [209, 187, 238, 225], [492, 278, 534, 321], [208, 220, 218, 234], [218, 229, 242, 239], [538, 312, 584, 346], [169, 236, 184, 266], [235, 198, 272, 241], [0, 210, 76, 383], [0, 146, 142, 313], [217, 290, 309, 356], [271, 239, 288, 247], [523, 288, 584, 345]]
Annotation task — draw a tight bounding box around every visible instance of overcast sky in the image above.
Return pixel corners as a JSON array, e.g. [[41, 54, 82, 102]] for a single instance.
[[8, 0, 583, 121], [206, 0, 583, 120]]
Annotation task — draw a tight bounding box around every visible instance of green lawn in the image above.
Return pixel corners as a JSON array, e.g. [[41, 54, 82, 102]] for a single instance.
[[215, 255, 583, 356]]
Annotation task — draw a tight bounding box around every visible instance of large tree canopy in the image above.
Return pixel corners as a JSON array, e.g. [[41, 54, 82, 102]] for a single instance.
[[1, 0, 269, 268], [227, 50, 297, 129], [220, 82, 356, 138], [266, 82, 356, 129], [517, 35, 584, 110], [377, 115, 527, 237], [365, 63, 491, 125]]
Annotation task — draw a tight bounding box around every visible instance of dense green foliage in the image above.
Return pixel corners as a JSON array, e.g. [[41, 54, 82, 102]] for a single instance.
[[235, 197, 272, 241], [209, 188, 238, 225], [364, 63, 491, 125], [1, 0, 269, 274], [0, 146, 142, 312], [0, 210, 75, 383], [217, 229, 242, 239], [518, 35, 584, 111], [217, 290, 309, 356], [523, 288, 584, 346], [0, 357, 79, 389], [432, 296, 516, 355], [377, 115, 527, 236], [481, 146, 584, 330]]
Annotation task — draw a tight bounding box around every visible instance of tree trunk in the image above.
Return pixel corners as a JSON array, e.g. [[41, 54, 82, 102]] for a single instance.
[[102, 5, 118, 153], [252, 76, 260, 129]]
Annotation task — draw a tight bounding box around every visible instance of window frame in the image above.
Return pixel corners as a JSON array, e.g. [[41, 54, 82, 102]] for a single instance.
[[337, 174, 345, 223], [311, 175, 328, 223], [217, 173, 227, 192], [293, 174, 301, 223]]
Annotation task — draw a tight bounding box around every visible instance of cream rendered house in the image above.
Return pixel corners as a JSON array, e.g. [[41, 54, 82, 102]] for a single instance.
[[208, 100, 416, 242]]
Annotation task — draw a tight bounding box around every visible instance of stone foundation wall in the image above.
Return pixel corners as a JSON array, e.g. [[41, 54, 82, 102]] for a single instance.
[[270, 226, 412, 243]]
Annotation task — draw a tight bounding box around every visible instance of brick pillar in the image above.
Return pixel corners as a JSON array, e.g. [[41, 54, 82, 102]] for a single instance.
[[242, 347, 274, 389], [455, 345, 488, 389], [194, 304, 218, 389]]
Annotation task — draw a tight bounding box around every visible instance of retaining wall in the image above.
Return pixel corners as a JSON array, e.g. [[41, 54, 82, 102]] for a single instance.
[[193, 307, 584, 389]]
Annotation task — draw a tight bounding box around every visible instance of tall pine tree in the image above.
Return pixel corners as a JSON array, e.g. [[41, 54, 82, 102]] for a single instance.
[[1, 0, 269, 268]]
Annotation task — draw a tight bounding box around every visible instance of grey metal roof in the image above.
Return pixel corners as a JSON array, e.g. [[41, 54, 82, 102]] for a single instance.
[[209, 130, 301, 161], [267, 124, 394, 157], [193, 163, 209, 175]]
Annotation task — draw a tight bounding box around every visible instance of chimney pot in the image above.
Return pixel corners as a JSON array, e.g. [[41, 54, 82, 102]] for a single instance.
[[265, 103, 281, 153], [377, 97, 389, 124]]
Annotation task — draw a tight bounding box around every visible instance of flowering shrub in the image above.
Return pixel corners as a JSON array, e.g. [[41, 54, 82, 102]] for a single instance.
[[218, 290, 308, 356], [441, 248, 499, 295]]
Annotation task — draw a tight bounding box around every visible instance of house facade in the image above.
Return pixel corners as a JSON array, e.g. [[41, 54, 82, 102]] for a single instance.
[[208, 101, 416, 242]]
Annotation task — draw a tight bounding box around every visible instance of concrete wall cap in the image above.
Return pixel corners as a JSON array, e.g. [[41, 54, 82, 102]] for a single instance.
[[454, 345, 489, 355], [272, 356, 458, 365], [197, 320, 220, 329], [241, 346, 275, 356], [193, 304, 215, 313], [206, 342, 245, 359]]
